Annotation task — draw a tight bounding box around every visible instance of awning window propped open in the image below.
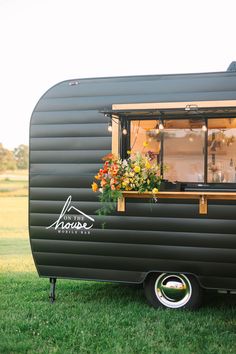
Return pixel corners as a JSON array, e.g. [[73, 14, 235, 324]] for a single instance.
[[101, 100, 236, 120]]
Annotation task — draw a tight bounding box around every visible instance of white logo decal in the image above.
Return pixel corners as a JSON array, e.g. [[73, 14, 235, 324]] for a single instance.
[[46, 196, 95, 235]]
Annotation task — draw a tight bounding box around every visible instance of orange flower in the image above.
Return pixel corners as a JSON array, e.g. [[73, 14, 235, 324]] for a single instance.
[[91, 182, 98, 192], [110, 178, 117, 186], [101, 179, 107, 187], [111, 184, 116, 191], [102, 153, 115, 161]]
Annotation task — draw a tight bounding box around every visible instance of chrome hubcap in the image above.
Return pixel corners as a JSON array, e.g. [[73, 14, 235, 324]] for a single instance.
[[155, 273, 192, 308]]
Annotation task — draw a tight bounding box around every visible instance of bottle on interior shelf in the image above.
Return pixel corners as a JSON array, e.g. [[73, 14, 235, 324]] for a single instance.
[[227, 158, 235, 182]]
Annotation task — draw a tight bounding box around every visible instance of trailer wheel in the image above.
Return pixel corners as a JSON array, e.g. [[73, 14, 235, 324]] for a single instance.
[[144, 273, 202, 310]]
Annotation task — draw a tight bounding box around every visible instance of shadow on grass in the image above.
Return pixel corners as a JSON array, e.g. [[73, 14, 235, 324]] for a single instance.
[[1, 272, 236, 311], [46, 278, 236, 310], [202, 289, 236, 309]]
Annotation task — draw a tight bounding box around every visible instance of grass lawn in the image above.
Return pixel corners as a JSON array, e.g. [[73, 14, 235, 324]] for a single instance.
[[0, 181, 236, 353], [0, 169, 28, 197]]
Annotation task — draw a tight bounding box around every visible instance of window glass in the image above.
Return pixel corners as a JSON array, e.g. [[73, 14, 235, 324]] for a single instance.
[[162, 120, 204, 182], [130, 120, 160, 158], [208, 118, 236, 183], [130, 117, 236, 183], [130, 119, 205, 182]]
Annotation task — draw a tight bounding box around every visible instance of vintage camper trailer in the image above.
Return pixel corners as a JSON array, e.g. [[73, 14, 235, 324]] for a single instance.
[[29, 63, 236, 309]]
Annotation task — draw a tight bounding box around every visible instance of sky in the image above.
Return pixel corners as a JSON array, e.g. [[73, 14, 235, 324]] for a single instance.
[[0, 0, 236, 150]]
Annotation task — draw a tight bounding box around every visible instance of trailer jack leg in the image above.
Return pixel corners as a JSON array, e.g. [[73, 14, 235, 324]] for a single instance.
[[49, 278, 57, 303]]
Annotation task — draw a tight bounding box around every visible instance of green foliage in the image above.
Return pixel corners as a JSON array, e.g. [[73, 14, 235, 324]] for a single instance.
[[0, 143, 17, 171], [14, 144, 29, 169], [96, 189, 122, 216], [0, 143, 29, 172]]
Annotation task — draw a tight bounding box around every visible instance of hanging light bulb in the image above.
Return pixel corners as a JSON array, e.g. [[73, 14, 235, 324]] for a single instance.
[[122, 118, 128, 135], [107, 121, 112, 132], [122, 127, 128, 135], [189, 135, 194, 142], [159, 120, 164, 130], [154, 122, 159, 134], [202, 123, 207, 132]]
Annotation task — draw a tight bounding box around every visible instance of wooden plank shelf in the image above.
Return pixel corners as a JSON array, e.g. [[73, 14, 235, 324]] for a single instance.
[[117, 191, 236, 214]]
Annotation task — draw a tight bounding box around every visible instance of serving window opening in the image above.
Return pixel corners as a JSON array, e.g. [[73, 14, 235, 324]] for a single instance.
[[130, 119, 205, 183], [128, 117, 236, 185]]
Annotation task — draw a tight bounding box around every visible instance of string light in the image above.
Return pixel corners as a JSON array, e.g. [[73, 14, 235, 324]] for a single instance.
[[108, 121, 112, 132], [159, 120, 164, 130], [154, 121, 159, 134], [121, 117, 128, 135], [202, 123, 207, 132]]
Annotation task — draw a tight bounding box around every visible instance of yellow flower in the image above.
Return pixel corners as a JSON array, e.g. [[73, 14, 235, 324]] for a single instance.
[[127, 150, 131, 155], [143, 141, 149, 147], [145, 161, 151, 169], [92, 182, 98, 192], [134, 165, 141, 173], [152, 188, 159, 194]]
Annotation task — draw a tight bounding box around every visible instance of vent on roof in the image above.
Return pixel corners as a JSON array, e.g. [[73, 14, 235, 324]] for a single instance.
[[227, 62, 236, 71]]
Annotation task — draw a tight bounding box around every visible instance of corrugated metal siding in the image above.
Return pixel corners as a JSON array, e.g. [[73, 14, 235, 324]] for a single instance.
[[29, 71, 236, 289]]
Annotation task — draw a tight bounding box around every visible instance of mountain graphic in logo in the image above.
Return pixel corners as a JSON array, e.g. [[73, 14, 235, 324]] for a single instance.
[[46, 195, 95, 233]]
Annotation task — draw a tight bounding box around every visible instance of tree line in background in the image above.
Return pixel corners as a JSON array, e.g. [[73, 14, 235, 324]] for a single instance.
[[0, 143, 29, 171]]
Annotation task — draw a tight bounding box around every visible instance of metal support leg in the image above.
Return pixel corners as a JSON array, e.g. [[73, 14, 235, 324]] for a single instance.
[[49, 278, 57, 303]]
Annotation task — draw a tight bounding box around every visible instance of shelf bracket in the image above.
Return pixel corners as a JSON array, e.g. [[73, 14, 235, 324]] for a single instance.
[[199, 195, 208, 214], [117, 195, 125, 212]]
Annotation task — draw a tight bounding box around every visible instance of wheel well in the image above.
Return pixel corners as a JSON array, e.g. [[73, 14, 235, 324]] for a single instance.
[[143, 271, 202, 288]]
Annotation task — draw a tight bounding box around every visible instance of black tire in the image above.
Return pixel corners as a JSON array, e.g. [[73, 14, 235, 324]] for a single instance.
[[144, 273, 202, 310]]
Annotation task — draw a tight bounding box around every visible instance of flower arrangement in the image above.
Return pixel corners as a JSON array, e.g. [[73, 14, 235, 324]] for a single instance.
[[92, 151, 162, 215]]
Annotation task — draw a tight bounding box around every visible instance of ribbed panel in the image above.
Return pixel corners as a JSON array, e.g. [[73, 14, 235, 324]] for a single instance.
[[31, 239, 236, 264], [30, 137, 111, 151], [36, 92, 236, 112], [29, 71, 236, 290], [30, 227, 236, 249], [30, 150, 110, 164]]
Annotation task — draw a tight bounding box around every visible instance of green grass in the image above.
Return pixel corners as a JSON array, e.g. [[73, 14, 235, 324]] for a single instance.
[[0, 170, 28, 197], [0, 192, 236, 353], [0, 238, 30, 255], [0, 274, 236, 354]]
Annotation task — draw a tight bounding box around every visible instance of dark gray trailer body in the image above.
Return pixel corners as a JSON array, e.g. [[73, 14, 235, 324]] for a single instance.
[[29, 69, 236, 308]]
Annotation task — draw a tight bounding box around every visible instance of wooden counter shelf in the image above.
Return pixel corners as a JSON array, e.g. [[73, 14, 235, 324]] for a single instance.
[[117, 191, 236, 214]]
